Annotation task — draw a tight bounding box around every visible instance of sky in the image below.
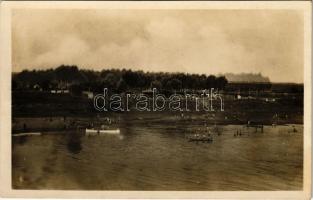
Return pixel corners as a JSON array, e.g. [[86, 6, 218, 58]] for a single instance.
[[12, 9, 304, 83]]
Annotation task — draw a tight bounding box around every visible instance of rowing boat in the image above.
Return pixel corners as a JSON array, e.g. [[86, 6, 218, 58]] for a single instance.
[[185, 133, 213, 142], [85, 128, 120, 136]]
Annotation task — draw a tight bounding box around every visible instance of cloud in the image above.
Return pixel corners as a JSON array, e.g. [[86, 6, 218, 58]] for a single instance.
[[12, 9, 303, 83]]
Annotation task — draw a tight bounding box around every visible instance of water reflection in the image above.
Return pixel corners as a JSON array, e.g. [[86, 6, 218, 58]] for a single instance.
[[12, 124, 303, 190], [17, 136, 28, 145], [66, 133, 82, 154]]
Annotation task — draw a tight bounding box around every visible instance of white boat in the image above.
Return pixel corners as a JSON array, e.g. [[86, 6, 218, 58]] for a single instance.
[[12, 132, 41, 137], [85, 128, 120, 136]]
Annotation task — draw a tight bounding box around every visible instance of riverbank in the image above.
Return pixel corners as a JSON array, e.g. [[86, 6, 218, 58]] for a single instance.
[[12, 110, 303, 133], [12, 91, 303, 130]]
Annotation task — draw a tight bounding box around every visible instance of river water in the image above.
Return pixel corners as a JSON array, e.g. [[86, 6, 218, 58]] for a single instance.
[[12, 120, 303, 190]]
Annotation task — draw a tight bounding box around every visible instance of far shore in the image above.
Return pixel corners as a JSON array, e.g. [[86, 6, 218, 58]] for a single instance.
[[12, 111, 303, 134]]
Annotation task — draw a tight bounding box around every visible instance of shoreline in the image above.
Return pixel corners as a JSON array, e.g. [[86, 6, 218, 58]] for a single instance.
[[12, 114, 303, 133]]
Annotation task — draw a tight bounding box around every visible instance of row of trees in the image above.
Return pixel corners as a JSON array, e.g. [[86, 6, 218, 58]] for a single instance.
[[12, 65, 228, 93]]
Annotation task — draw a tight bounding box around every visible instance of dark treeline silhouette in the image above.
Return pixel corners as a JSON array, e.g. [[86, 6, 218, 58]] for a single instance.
[[12, 65, 228, 93]]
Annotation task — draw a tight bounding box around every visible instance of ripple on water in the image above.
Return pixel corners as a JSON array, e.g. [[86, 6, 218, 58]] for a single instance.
[[12, 124, 303, 190]]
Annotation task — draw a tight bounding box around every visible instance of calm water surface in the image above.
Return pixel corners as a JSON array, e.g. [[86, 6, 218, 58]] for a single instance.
[[12, 118, 303, 190]]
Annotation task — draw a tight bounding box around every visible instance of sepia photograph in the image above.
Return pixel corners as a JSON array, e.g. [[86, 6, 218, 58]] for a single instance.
[[0, 1, 311, 199]]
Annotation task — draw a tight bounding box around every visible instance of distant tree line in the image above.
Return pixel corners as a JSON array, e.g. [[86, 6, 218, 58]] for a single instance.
[[12, 65, 228, 94]]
